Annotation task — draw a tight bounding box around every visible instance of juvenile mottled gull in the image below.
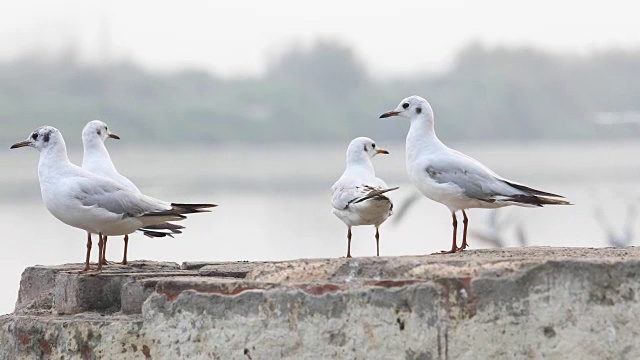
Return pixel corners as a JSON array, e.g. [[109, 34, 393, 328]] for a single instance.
[[11, 126, 216, 271], [380, 95, 571, 254], [332, 137, 398, 258]]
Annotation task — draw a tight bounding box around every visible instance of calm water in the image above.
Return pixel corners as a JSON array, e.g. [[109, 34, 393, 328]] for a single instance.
[[1, 140, 639, 314]]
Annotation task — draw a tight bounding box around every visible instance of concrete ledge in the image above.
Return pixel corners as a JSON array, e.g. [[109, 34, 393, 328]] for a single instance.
[[2, 247, 640, 359]]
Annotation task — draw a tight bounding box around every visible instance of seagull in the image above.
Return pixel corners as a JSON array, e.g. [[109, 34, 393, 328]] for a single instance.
[[82, 120, 179, 264], [380, 95, 571, 254], [331, 137, 398, 258], [82, 120, 141, 265], [11, 126, 216, 271]]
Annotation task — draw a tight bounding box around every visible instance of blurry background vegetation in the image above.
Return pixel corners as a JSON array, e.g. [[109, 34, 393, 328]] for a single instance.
[[1, 40, 638, 145]]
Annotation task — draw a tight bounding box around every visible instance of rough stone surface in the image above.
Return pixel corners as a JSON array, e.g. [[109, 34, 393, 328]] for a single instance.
[[2, 247, 640, 359], [53, 261, 193, 315], [0, 314, 144, 360], [14, 264, 84, 315], [121, 278, 163, 315], [198, 262, 267, 278]]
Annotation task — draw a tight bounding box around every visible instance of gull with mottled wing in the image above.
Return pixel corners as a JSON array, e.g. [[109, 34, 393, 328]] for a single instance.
[[332, 137, 398, 258], [11, 126, 216, 271], [380, 95, 571, 254]]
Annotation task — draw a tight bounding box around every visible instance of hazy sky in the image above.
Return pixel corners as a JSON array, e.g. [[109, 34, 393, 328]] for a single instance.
[[0, 0, 637, 77]]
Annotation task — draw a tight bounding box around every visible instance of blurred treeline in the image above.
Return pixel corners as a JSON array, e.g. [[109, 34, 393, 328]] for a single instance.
[[1, 40, 639, 145]]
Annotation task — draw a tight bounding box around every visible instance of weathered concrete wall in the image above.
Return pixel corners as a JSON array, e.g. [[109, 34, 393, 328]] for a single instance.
[[1, 247, 640, 359]]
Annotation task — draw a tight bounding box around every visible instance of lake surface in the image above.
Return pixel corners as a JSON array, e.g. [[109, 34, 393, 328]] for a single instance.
[[1, 139, 639, 315]]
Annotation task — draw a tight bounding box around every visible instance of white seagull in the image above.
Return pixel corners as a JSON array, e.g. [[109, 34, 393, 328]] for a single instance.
[[82, 120, 141, 265], [11, 126, 216, 271], [380, 95, 571, 254], [331, 137, 398, 258]]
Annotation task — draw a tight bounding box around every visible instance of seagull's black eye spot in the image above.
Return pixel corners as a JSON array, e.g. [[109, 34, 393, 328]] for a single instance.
[[43, 132, 50, 143], [372, 143, 376, 149], [364, 145, 368, 152], [402, 103, 409, 109], [416, 107, 422, 114], [31, 133, 38, 140], [97, 129, 102, 136]]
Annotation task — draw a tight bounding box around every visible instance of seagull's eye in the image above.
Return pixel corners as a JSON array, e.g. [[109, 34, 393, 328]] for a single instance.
[[402, 103, 409, 109], [372, 143, 376, 149], [416, 107, 422, 114], [31, 133, 38, 140]]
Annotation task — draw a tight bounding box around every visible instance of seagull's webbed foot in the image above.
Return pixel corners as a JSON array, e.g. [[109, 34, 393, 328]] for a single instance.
[[431, 212, 465, 254]]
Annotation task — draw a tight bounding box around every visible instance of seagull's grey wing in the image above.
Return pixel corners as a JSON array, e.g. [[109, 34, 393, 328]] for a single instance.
[[450, 149, 564, 198], [426, 154, 570, 206], [74, 177, 169, 218], [425, 156, 508, 202]]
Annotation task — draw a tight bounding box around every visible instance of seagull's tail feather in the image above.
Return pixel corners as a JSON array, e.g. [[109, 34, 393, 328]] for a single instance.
[[142, 222, 185, 231], [502, 180, 565, 198], [497, 195, 573, 207], [352, 187, 400, 205], [139, 222, 188, 238], [170, 203, 218, 214], [140, 230, 175, 238], [142, 203, 217, 218]]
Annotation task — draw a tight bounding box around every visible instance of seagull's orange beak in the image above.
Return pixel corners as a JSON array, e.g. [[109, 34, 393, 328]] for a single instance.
[[108, 133, 120, 140], [376, 148, 389, 155], [379, 111, 400, 118], [10, 140, 30, 149]]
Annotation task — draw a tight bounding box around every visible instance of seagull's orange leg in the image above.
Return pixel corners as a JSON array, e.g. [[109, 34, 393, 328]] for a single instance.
[[83, 232, 92, 272], [461, 210, 470, 250], [121, 234, 129, 265], [101, 236, 109, 265], [434, 212, 459, 254]]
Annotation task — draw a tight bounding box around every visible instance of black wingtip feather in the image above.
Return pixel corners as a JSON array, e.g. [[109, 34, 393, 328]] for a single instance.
[[171, 203, 218, 208], [506, 195, 573, 206], [141, 230, 176, 238], [141, 223, 185, 231], [143, 203, 217, 218], [503, 180, 565, 198], [352, 187, 400, 205]]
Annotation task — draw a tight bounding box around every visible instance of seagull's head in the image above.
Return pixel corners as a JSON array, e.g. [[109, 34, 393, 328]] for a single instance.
[[10, 126, 62, 152], [82, 120, 120, 144], [347, 137, 389, 162], [379, 95, 433, 122]]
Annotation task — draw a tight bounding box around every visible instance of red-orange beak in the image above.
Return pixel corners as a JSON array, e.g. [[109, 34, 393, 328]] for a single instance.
[[376, 148, 389, 155]]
